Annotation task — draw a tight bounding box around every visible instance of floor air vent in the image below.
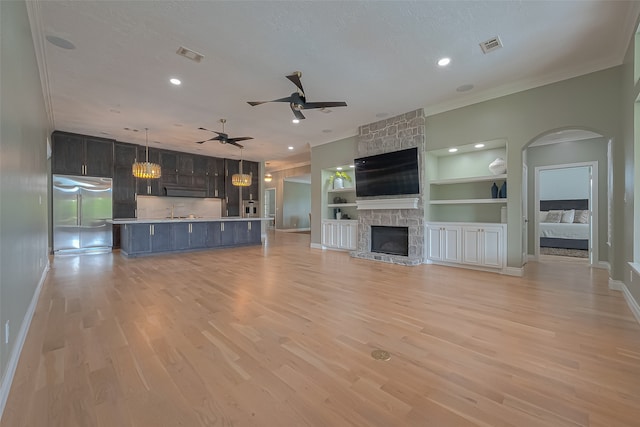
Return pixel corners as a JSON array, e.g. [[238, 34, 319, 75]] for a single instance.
[[479, 36, 503, 54]]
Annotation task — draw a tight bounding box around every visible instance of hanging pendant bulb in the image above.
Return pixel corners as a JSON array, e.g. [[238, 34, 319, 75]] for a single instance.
[[232, 147, 252, 187], [132, 128, 162, 179]]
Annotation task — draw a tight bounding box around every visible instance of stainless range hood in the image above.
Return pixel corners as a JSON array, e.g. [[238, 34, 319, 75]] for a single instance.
[[163, 185, 207, 198]]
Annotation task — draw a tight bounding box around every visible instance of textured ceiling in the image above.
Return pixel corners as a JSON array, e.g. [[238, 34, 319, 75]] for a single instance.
[[30, 1, 639, 166]]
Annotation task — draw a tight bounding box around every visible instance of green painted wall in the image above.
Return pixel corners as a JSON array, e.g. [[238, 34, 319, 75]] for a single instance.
[[0, 0, 51, 395], [425, 67, 622, 270], [283, 182, 311, 229], [265, 164, 311, 230]]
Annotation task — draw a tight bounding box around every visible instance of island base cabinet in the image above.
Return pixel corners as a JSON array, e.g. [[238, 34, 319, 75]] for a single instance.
[[120, 220, 262, 257]]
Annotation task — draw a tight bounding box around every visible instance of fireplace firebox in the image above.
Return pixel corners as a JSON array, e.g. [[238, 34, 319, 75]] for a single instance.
[[371, 226, 409, 257]]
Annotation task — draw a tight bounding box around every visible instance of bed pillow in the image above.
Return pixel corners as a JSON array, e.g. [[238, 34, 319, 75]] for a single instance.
[[561, 209, 575, 223], [574, 209, 589, 224], [539, 211, 548, 222], [545, 210, 563, 223]]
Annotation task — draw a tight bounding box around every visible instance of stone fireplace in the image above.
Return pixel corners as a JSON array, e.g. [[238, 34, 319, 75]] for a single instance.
[[351, 109, 425, 266]]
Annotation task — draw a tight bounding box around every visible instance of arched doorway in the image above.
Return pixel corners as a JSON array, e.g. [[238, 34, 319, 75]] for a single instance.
[[522, 128, 611, 269]]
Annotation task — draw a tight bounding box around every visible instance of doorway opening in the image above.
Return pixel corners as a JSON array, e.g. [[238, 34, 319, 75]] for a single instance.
[[264, 188, 276, 230]]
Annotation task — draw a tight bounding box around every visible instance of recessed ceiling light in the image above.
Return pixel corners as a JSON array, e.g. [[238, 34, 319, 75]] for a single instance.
[[288, 146, 294, 150], [292, 119, 300, 124], [336, 167, 343, 171], [437, 57, 451, 67], [349, 165, 355, 168], [322, 129, 332, 133], [170, 78, 181, 86], [448, 148, 458, 153], [46, 35, 76, 50], [474, 143, 485, 148]]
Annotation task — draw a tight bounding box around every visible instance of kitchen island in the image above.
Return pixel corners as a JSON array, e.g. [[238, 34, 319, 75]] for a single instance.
[[111, 217, 272, 257]]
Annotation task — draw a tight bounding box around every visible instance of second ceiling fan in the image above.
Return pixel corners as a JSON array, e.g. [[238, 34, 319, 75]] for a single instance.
[[248, 71, 347, 120], [195, 119, 253, 148]]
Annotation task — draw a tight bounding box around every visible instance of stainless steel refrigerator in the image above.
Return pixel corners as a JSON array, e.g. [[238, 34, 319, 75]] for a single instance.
[[52, 174, 113, 253]]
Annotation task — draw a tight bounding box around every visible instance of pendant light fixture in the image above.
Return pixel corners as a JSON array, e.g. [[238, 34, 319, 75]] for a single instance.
[[232, 147, 252, 187], [132, 128, 162, 179], [264, 173, 273, 182]]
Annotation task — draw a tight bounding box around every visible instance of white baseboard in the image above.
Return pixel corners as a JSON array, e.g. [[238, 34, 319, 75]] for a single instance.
[[310, 243, 324, 249], [609, 278, 640, 325], [503, 267, 524, 277], [593, 261, 610, 270], [276, 228, 310, 233], [0, 261, 50, 419]]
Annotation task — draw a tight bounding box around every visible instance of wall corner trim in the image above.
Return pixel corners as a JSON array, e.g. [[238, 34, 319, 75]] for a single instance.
[[310, 243, 324, 250], [0, 262, 50, 419]]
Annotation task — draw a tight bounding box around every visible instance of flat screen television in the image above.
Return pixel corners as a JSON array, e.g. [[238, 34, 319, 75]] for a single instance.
[[354, 147, 420, 197]]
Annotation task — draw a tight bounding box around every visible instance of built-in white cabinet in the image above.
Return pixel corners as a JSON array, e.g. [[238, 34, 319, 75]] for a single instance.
[[426, 222, 506, 272], [426, 224, 461, 263], [461, 225, 503, 268], [322, 219, 357, 251]]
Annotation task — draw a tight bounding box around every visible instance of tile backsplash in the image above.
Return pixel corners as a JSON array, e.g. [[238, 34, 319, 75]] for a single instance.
[[137, 196, 222, 219]]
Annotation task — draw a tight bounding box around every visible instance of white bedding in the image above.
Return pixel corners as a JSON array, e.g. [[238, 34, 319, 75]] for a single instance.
[[539, 222, 589, 240]]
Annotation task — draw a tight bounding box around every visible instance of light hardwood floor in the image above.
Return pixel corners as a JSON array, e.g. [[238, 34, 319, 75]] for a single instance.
[[2, 231, 640, 426]]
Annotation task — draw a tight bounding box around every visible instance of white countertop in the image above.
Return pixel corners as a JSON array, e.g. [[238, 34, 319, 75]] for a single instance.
[[110, 217, 273, 224]]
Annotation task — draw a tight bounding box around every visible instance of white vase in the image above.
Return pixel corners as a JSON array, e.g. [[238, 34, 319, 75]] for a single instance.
[[333, 177, 344, 189], [489, 157, 506, 175]]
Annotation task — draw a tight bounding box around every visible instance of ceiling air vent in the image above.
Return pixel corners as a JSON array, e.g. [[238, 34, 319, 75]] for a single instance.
[[479, 36, 502, 54], [176, 46, 204, 63]]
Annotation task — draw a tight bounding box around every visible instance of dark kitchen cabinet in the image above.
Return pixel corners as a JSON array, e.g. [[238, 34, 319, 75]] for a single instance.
[[121, 222, 171, 255], [177, 153, 207, 188], [150, 223, 172, 252], [241, 161, 260, 201], [160, 150, 178, 187], [234, 220, 261, 245], [172, 222, 207, 250], [136, 146, 162, 196], [52, 131, 114, 177], [220, 221, 237, 245], [207, 157, 225, 199], [113, 142, 137, 219], [225, 159, 240, 216], [206, 222, 222, 247]]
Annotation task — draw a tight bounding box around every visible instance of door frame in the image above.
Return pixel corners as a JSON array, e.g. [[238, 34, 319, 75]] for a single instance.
[[534, 161, 598, 265], [264, 187, 276, 230]]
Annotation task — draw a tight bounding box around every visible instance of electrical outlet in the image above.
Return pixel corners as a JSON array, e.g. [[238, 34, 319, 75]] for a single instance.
[[4, 321, 9, 344]]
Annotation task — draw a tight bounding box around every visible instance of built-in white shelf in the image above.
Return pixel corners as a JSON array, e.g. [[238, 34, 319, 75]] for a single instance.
[[357, 198, 419, 210], [429, 174, 506, 185], [430, 199, 507, 205], [328, 188, 355, 193], [328, 203, 357, 208]]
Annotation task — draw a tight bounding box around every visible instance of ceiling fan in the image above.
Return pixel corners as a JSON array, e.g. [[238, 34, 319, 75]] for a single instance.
[[247, 71, 347, 120], [195, 119, 253, 148]]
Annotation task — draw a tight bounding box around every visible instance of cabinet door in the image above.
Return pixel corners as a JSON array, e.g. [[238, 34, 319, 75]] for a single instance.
[[225, 159, 240, 216], [160, 150, 178, 188], [234, 222, 251, 245], [52, 132, 84, 175], [462, 227, 482, 265], [220, 222, 235, 245], [190, 223, 208, 248], [193, 155, 208, 175], [113, 166, 136, 202], [173, 222, 191, 250], [248, 220, 261, 243], [426, 227, 444, 261], [339, 222, 357, 250], [442, 227, 462, 263], [206, 222, 222, 247], [84, 137, 114, 177], [151, 223, 172, 252], [178, 154, 194, 174], [114, 142, 137, 167], [136, 147, 163, 195], [207, 157, 225, 198], [129, 224, 151, 254], [113, 202, 136, 219], [481, 226, 503, 268], [242, 161, 259, 201]]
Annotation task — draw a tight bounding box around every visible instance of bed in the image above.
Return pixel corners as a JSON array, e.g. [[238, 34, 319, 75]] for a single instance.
[[539, 199, 589, 250]]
